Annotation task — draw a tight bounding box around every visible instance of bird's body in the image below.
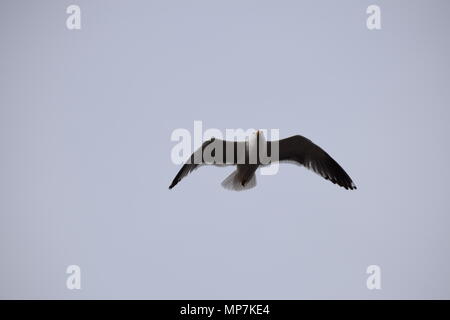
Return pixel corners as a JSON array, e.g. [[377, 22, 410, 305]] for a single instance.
[[169, 131, 356, 191]]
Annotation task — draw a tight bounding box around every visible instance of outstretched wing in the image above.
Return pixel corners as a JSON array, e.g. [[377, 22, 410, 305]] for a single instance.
[[270, 135, 356, 190], [169, 138, 246, 189]]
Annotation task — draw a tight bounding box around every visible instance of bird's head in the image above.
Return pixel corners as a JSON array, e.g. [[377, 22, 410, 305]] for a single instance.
[[250, 129, 263, 136], [248, 130, 266, 148], [256, 130, 266, 143]]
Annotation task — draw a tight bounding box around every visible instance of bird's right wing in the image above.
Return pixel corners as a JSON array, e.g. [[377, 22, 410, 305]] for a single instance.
[[270, 135, 356, 190], [169, 138, 246, 189]]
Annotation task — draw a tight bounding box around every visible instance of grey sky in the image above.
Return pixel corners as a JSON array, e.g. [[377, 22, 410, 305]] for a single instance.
[[1, 0, 449, 299]]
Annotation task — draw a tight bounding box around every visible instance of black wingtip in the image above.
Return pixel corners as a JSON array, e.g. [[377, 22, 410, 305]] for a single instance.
[[340, 181, 357, 190]]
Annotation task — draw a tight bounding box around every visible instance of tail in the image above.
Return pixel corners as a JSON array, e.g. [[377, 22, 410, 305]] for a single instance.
[[221, 169, 257, 191]]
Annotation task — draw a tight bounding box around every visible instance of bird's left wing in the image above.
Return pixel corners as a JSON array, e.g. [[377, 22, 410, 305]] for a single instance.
[[169, 138, 245, 189]]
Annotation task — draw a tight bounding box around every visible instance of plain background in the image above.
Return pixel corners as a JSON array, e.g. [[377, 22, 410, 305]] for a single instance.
[[1, 0, 449, 299]]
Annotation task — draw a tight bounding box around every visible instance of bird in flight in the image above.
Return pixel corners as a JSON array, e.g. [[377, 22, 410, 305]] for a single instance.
[[169, 130, 356, 191]]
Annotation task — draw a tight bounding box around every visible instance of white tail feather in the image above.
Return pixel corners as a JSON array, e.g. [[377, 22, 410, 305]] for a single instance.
[[221, 170, 257, 191]]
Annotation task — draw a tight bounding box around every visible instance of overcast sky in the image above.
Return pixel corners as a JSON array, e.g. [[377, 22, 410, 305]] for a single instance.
[[1, 0, 450, 298]]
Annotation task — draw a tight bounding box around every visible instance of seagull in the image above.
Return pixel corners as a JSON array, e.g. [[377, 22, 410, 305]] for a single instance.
[[169, 130, 356, 191]]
